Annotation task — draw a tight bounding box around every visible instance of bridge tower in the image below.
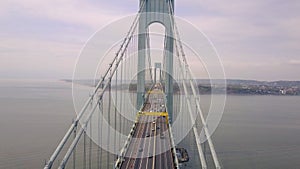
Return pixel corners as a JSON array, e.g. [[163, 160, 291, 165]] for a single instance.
[[137, 0, 174, 122]]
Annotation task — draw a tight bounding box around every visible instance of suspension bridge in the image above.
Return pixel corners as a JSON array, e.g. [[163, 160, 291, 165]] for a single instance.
[[44, 0, 221, 168]]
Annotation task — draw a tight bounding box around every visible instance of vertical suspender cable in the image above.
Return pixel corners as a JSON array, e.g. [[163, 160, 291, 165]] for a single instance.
[[107, 68, 112, 169], [167, 1, 221, 168], [114, 56, 118, 159], [83, 130, 86, 169], [165, 2, 207, 168], [119, 56, 123, 151], [89, 118, 92, 169], [45, 1, 148, 169], [98, 97, 103, 169]]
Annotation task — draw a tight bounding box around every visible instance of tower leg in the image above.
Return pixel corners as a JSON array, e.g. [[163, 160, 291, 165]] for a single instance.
[[165, 34, 174, 123], [137, 32, 146, 110]]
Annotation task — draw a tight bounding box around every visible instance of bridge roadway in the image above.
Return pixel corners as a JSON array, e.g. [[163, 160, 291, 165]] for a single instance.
[[120, 85, 176, 169]]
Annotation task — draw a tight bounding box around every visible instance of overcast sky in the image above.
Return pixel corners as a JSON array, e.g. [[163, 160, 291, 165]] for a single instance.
[[0, 0, 299, 81]]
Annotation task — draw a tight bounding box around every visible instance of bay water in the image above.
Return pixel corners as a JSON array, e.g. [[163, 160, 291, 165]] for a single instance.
[[0, 79, 299, 169]]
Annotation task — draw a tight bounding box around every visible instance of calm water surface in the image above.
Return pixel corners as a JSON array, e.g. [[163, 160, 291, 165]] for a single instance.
[[0, 79, 300, 169]]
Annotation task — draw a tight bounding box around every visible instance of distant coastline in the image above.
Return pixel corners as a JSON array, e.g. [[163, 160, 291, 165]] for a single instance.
[[62, 79, 300, 96], [196, 79, 300, 96]]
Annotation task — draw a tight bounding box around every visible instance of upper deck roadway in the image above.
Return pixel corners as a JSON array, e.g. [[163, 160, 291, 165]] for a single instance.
[[119, 83, 176, 169]]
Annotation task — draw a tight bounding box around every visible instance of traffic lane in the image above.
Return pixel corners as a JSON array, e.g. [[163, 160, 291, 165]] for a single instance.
[[134, 116, 149, 169], [121, 115, 156, 169], [160, 116, 175, 169], [155, 117, 163, 169], [137, 116, 153, 169], [133, 116, 153, 169], [146, 118, 156, 169], [121, 116, 147, 169], [120, 116, 174, 169], [139, 116, 157, 169], [121, 121, 143, 169], [161, 117, 170, 169]]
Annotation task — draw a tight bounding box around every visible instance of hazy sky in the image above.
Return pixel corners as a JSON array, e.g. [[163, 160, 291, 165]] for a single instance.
[[0, 0, 299, 81]]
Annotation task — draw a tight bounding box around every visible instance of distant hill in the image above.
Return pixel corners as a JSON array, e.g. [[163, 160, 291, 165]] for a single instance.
[[195, 79, 300, 95], [195, 79, 300, 87]]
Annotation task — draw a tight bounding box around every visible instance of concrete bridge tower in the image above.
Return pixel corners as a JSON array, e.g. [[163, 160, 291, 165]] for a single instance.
[[137, 0, 174, 122]]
